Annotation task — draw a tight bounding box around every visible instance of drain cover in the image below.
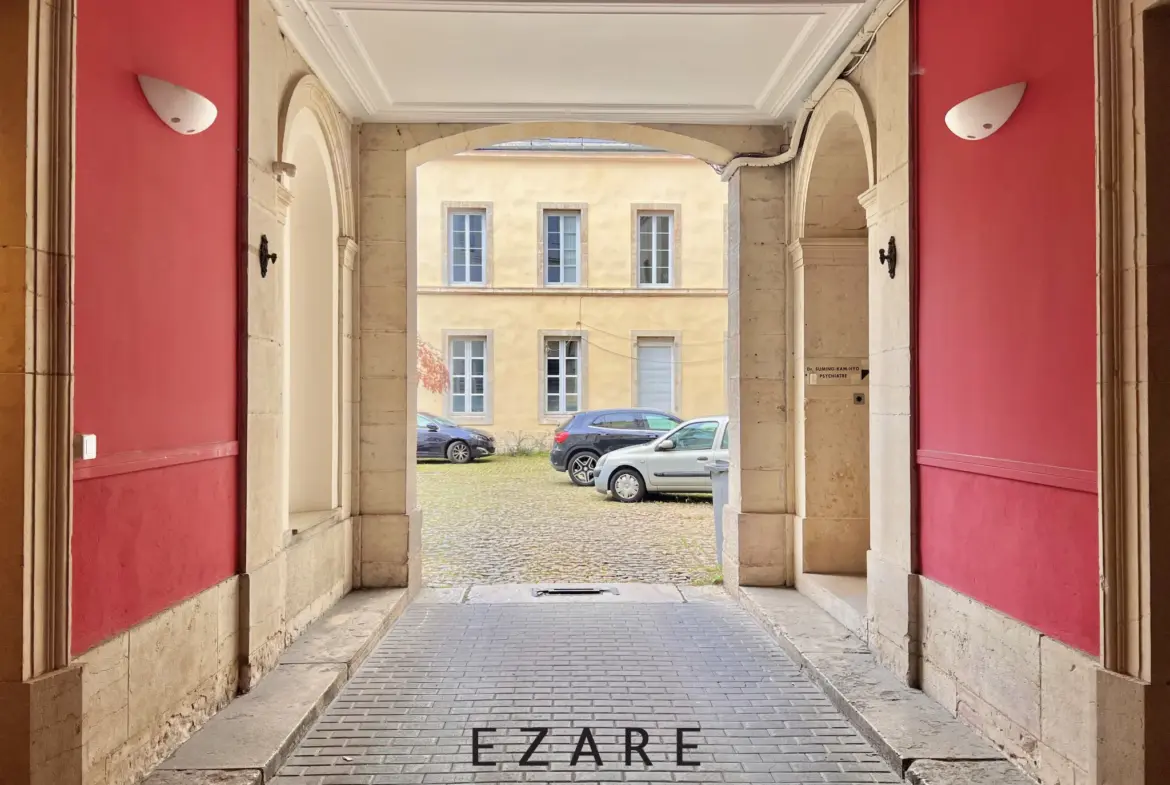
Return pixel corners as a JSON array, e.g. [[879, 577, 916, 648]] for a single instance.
[[532, 586, 619, 597]]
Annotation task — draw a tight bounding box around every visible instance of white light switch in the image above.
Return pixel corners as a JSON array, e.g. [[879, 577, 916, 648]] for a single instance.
[[74, 433, 97, 461]]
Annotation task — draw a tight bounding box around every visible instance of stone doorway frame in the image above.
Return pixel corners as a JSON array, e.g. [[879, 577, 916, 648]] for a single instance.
[[353, 120, 797, 591], [787, 81, 878, 626]]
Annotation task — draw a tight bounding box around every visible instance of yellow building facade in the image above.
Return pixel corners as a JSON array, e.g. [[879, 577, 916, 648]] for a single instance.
[[416, 144, 730, 440]]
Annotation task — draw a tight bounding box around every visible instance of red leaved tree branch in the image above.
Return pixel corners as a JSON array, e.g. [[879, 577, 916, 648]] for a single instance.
[[417, 338, 449, 394]]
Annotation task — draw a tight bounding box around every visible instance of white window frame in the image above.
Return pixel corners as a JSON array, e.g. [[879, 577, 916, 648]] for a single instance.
[[539, 331, 587, 422], [444, 330, 493, 423], [540, 208, 584, 287], [446, 210, 484, 286], [636, 211, 674, 288], [445, 205, 489, 287]]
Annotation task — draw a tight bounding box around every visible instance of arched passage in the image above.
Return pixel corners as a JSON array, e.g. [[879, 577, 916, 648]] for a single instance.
[[355, 120, 764, 590], [283, 105, 341, 519], [406, 122, 738, 170], [790, 81, 875, 627]]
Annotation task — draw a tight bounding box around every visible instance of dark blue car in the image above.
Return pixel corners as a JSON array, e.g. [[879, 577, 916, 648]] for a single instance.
[[549, 408, 681, 486], [417, 412, 495, 464]]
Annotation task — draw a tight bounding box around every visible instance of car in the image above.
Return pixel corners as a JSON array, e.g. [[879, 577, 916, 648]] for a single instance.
[[416, 412, 495, 464], [549, 408, 683, 487], [593, 415, 730, 503]]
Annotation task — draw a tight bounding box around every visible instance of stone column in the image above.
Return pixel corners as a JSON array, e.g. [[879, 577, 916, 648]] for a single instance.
[[0, 1, 83, 782], [858, 169, 916, 684], [355, 129, 418, 589], [1093, 3, 1170, 781], [723, 165, 793, 588], [339, 236, 357, 516], [790, 238, 869, 577], [238, 175, 292, 688]]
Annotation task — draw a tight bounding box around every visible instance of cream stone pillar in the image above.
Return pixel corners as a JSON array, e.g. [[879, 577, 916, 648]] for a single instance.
[[790, 238, 869, 576], [238, 175, 292, 689], [0, 1, 83, 782], [355, 134, 418, 589], [723, 165, 793, 588], [1093, 2, 1170, 781], [858, 167, 915, 684], [340, 236, 357, 516]]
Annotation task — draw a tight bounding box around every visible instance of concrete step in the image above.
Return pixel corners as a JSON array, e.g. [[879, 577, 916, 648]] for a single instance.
[[146, 588, 408, 784], [153, 664, 343, 780], [737, 587, 1036, 782], [908, 760, 1038, 785]]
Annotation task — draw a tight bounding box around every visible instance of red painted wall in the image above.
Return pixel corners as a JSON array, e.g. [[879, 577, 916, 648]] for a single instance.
[[73, 0, 239, 654], [915, 0, 1099, 653]]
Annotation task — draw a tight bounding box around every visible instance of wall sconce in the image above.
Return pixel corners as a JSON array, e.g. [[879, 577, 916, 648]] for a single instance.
[[138, 75, 218, 135], [944, 82, 1026, 141]]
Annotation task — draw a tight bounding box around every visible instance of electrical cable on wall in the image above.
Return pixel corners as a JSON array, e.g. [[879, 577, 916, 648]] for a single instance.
[[574, 319, 728, 347], [581, 337, 723, 365]]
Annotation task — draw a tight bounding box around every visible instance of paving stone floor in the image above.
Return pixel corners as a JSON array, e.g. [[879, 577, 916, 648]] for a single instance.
[[273, 592, 901, 784]]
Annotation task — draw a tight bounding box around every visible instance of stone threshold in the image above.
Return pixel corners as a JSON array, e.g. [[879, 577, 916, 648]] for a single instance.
[[144, 587, 410, 785], [735, 586, 1037, 785]]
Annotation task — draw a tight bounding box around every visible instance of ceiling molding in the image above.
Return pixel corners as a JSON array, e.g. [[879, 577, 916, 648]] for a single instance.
[[279, 0, 874, 125], [326, 1, 853, 14], [366, 102, 777, 125], [752, 15, 818, 113], [272, 0, 370, 117], [761, 1, 866, 117]]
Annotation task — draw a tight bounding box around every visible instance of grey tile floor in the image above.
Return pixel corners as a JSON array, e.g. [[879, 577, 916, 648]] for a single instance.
[[274, 596, 901, 784]]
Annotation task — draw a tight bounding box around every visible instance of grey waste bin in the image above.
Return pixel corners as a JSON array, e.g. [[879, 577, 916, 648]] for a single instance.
[[708, 459, 730, 565]]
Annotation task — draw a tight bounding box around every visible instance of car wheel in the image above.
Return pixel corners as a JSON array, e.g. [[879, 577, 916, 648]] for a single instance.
[[568, 451, 599, 486], [446, 440, 473, 464], [610, 468, 646, 503]]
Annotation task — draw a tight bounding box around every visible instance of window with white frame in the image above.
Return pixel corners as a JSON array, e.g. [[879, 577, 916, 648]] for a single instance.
[[449, 337, 487, 414], [449, 211, 486, 285], [544, 337, 581, 414], [544, 211, 581, 286], [637, 212, 673, 287]]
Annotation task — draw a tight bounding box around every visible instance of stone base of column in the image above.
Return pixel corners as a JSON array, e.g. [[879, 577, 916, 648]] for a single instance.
[[722, 509, 794, 589], [1094, 670, 1170, 784], [865, 550, 919, 686], [0, 666, 83, 785], [356, 509, 421, 589], [794, 516, 869, 575]]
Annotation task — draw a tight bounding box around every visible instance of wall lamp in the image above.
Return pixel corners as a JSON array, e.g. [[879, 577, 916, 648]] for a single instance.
[[138, 75, 218, 135], [945, 82, 1026, 141]]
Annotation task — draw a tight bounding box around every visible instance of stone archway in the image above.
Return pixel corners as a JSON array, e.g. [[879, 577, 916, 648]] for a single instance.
[[789, 80, 876, 633], [352, 120, 788, 591], [274, 74, 358, 530], [278, 76, 355, 238], [406, 122, 738, 170]]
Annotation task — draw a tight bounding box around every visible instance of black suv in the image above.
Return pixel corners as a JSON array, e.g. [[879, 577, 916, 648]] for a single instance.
[[550, 408, 682, 486]]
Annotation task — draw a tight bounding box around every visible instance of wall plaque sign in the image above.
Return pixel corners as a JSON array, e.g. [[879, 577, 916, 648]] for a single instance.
[[805, 359, 868, 386]]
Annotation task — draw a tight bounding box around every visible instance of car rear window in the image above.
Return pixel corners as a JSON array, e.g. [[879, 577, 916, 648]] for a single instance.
[[555, 414, 580, 433], [644, 413, 680, 431], [592, 413, 639, 429]]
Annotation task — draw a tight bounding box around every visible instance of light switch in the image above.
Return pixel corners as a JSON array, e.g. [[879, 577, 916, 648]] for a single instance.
[[74, 433, 97, 461]]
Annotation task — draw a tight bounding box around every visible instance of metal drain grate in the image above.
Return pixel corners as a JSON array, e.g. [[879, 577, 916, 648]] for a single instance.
[[531, 586, 619, 597]]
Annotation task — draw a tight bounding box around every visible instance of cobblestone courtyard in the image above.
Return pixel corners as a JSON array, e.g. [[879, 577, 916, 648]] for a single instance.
[[420, 454, 720, 586]]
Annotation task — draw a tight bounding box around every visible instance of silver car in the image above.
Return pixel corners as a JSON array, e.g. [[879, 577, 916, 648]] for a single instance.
[[593, 415, 730, 503]]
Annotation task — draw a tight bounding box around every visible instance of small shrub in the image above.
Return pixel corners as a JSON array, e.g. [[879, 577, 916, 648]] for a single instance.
[[496, 430, 553, 456]]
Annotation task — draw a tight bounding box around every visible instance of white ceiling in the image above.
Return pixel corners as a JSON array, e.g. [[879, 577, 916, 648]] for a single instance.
[[271, 0, 876, 125]]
